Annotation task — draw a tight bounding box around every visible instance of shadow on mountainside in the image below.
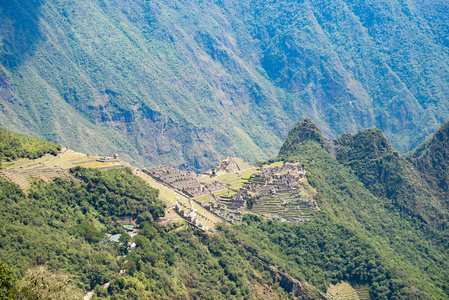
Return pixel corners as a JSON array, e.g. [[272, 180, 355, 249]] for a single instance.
[[0, 0, 44, 69]]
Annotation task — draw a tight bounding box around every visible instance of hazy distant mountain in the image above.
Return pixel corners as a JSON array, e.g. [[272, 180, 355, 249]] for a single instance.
[[1, 0, 449, 171]]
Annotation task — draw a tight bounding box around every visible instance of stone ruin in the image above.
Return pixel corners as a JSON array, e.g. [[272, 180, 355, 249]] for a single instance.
[[146, 161, 317, 226], [214, 157, 253, 174], [251, 162, 306, 188], [206, 162, 317, 222], [143, 166, 225, 198]]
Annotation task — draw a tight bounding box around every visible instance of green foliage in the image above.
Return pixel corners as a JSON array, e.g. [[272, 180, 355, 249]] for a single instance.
[[0, 168, 293, 298], [69, 167, 165, 218], [274, 129, 449, 298], [0, 128, 60, 161], [279, 118, 325, 156], [407, 120, 449, 201], [0, 175, 118, 290], [75, 221, 105, 243], [15, 265, 82, 300], [139, 222, 158, 241], [0, 166, 165, 291], [101, 228, 291, 299], [0, 261, 15, 300], [336, 128, 449, 230]]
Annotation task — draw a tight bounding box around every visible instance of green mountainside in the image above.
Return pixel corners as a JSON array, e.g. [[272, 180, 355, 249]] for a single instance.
[[272, 119, 449, 298], [407, 121, 449, 203], [0, 128, 60, 161], [0, 129, 316, 299], [1, 0, 449, 171], [335, 128, 449, 230], [2, 121, 449, 299]]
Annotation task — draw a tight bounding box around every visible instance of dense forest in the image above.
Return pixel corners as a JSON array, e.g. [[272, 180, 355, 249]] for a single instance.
[[0, 128, 60, 161], [0, 169, 300, 299]]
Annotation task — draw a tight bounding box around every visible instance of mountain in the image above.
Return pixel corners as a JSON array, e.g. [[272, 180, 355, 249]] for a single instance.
[[1, 0, 449, 171], [335, 127, 449, 230], [272, 118, 449, 298], [407, 120, 449, 202], [3, 120, 449, 299]]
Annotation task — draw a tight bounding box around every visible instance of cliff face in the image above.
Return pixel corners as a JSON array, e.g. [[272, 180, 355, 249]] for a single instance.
[[2, 0, 449, 170]]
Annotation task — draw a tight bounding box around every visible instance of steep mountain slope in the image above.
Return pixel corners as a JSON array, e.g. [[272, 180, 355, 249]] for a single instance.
[[1, 0, 449, 171], [407, 120, 449, 203], [335, 128, 449, 230], [267, 118, 449, 298]]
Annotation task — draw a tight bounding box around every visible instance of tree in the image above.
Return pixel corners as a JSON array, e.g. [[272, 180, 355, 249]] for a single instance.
[[16, 265, 82, 300], [0, 261, 15, 300]]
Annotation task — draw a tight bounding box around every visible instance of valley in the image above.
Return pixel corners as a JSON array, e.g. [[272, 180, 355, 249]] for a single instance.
[[2, 0, 449, 171]]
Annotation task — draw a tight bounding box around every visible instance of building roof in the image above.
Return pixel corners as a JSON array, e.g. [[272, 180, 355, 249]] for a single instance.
[[107, 233, 121, 243], [123, 225, 134, 231]]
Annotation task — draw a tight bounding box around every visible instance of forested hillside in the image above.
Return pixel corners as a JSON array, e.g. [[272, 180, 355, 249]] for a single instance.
[[1, 0, 449, 171], [0, 128, 60, 161], [407, 121, 449, 203], [3, 119, 449, 299], [268, 118, 449, 298], [0, 128, 313, 299]]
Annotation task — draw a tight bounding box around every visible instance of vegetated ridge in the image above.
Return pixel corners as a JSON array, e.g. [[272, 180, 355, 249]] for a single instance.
[[406, 121, 449, 204]]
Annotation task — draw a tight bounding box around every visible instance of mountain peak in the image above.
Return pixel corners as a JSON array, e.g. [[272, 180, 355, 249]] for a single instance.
[[336, 128, 396, 161], [279, 118, 325, 156], [408, 120, 449, 194]]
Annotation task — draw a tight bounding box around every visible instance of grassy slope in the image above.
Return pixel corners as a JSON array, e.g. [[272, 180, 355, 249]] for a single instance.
[[1, 0, 449, 171]]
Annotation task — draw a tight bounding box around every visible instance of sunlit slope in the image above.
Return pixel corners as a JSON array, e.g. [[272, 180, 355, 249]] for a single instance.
[[2, 0, 449, 171], [0, 147, 128, 190]]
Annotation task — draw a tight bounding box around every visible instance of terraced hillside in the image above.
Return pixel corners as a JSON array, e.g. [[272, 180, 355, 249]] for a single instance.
[[197, 168, 259, 200], [141, 158, 320, 228], [247, 179, 318, 222], [137, 170, 226, 232], [242, 162, 319, 222], [326, 282, 365, 300], [0, 147, 127, 190], [0, 141, 228, 231]]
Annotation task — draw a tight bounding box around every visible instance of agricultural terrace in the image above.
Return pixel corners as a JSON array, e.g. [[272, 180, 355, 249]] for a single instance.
[[0, 148, 127, 190], [206, 161, 319, 222], [141, 158, 320, 228], [138, 170, 226, 231], [326, 282, 370, 300]]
